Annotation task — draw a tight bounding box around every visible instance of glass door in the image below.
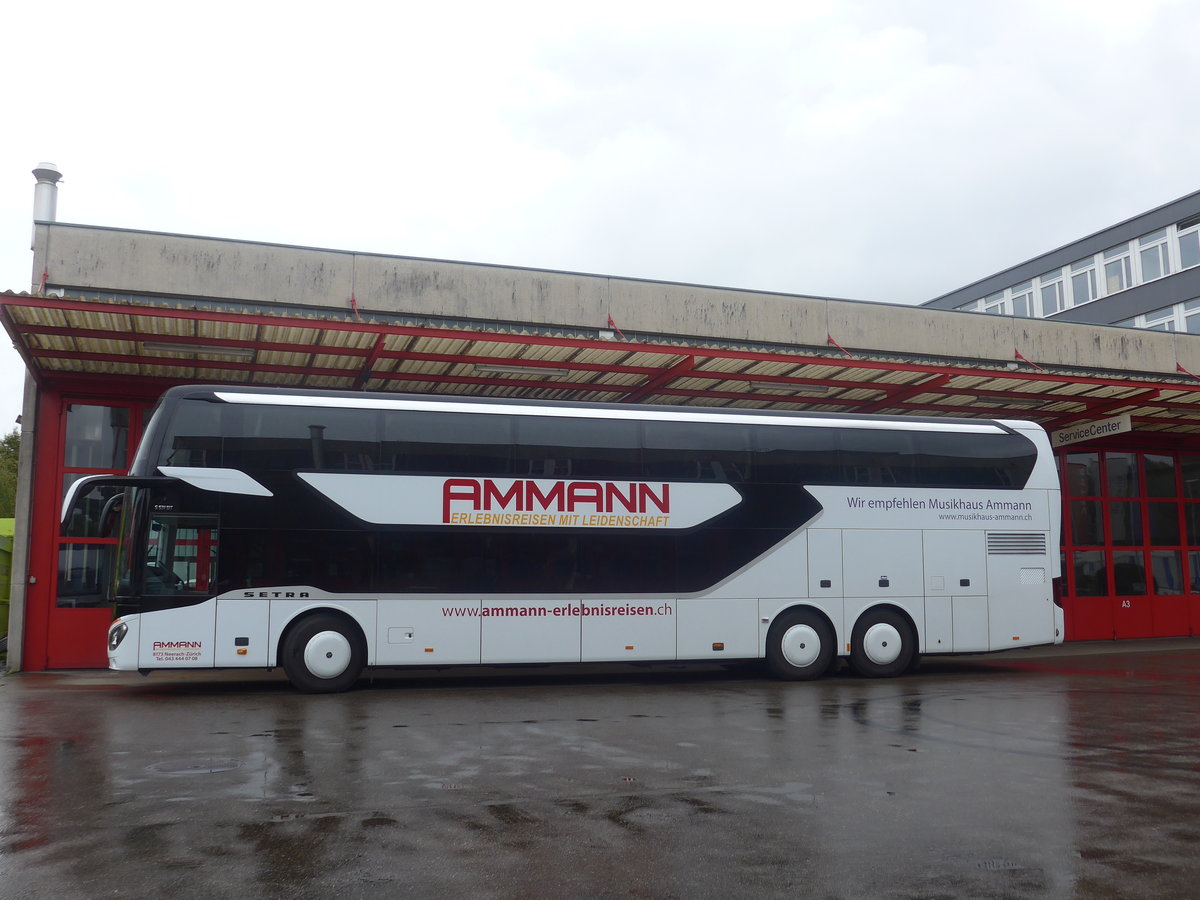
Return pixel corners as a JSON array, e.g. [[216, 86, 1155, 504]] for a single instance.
[[1061, 448, 1196, 640], [49, 401, 148, 667]]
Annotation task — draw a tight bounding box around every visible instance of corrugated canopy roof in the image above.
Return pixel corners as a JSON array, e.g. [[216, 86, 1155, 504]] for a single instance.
[[5, 291, 1200, 436]]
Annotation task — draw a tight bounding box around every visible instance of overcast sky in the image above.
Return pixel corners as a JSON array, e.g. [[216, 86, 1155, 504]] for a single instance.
[[2, 0, 1199, 436]]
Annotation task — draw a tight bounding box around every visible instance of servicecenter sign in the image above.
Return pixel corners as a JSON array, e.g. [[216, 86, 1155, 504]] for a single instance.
[[1050, 413, 1132, 448]]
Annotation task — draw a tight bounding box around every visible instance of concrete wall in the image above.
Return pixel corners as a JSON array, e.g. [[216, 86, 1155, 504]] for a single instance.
[[6, 375, 38, 671], [35, 222, 1200, 379]]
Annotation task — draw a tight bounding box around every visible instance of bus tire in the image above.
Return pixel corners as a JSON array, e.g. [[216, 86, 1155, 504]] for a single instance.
[[280, 613, 366, 693], [849, 608, 915, 678], [765, 609, 835, 681]]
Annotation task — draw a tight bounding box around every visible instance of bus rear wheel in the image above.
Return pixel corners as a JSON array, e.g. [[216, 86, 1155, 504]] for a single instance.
[[849, 608, 915, 678], [766, 609, 835, 681], [280, 613, 366, 693]]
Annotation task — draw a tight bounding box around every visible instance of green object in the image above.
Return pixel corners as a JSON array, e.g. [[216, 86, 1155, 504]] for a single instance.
[[0, 518, 13, 638]]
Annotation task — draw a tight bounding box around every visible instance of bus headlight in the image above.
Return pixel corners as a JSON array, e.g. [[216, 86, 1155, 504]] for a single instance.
[[108, 621, 129, 652]]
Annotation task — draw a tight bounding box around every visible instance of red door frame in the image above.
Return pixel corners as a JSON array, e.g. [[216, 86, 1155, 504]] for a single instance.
[[23, 382, 156, 670]]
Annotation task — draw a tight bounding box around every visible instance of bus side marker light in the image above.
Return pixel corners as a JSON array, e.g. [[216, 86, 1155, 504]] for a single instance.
[[1012, 636, 1020, 641], [625, 645, 634, 651], [425, 648, 434, 653], [236, 648, 248, 656], [712, 643, 724, 651]]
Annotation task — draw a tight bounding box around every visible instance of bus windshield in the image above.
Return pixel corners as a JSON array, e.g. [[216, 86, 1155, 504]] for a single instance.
[[113, 481, 218, 609], [144, 512, 218, 595], [62, 476, 217, 612]]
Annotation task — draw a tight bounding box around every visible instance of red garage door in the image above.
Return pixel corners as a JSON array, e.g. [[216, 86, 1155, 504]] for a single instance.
[[1061, 449, 1200, 640]]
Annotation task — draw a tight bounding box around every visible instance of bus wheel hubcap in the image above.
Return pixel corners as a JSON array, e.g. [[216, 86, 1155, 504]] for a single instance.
[[304, 630, 352, 679], [781, 624, 821, 668], [863, 623, 902, 665]]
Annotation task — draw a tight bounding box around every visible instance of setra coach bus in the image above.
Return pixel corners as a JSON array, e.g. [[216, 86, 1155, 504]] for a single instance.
[[62, 384, 1063, 692]]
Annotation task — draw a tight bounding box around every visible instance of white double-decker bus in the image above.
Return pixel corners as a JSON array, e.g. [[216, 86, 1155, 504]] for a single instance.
[[63, 385, 1062, 692]]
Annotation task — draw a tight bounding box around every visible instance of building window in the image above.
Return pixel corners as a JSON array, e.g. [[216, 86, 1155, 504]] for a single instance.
[[955, 299, 981, 312], [58, 403, 139, 610], [1039, 269, 1066, 315], [1103, 244, 1133, 294], [1144, 305, 1177, 331], [1179, 215, 1200, 271], [982, 291, 1006, 314], [1106, 451, 1139, 496], [64, 404, 129, 469], [1139, 228, 1172, 281], [1152, 550, 1184, 594], [1118, 300, 1200, 333], [1010, 281, 1034, 317], [1070, 256, 1098, 306], [1184, 299, 1200, 334]]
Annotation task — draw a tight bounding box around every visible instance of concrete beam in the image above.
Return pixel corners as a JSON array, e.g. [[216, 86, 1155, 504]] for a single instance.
[[32, 223, 1200, 381]]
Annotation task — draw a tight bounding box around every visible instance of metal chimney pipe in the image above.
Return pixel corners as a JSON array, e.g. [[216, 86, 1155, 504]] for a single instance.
[[32, 162, 62, 222], [31, 162, 63, 251]]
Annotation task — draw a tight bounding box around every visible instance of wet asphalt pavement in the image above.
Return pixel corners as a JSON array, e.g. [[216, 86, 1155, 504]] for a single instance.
[[0, 641, 1198, 899]]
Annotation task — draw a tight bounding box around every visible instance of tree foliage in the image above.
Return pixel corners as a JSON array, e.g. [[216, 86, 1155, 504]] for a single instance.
[[0, 429, 18, 518]]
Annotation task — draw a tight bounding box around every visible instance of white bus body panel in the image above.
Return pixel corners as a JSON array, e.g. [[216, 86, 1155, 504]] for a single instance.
[[701, 530, 808, 600], [840, 529, 923, 654], [483, 600, 580, 663], [952, 596, 991, 652], [987, 556, 1055, 649], [923, 531, 987, 597], [581, 601, 676, 661], [678, 598, 758, 659], [842, 530, 922, 598], [923, 530, 988, 652], [136, 598, 216, 668], [807, 530, 842, 600], [924, 596, 953, 653], [377, 598, 481, 665], [215, 596, 270, 666]]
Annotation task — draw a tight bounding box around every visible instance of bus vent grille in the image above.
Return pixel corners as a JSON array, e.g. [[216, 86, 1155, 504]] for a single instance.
[[987, 533, 1047, 555]]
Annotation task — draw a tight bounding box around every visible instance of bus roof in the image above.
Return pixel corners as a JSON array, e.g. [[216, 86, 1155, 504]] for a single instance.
[[160, 384, 1028, 436]]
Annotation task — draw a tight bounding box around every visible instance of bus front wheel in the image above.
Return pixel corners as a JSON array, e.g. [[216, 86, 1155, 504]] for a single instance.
[[280, 613, 366, 693], [765, 609, 835, 681], [849, 608, 915, 678]]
